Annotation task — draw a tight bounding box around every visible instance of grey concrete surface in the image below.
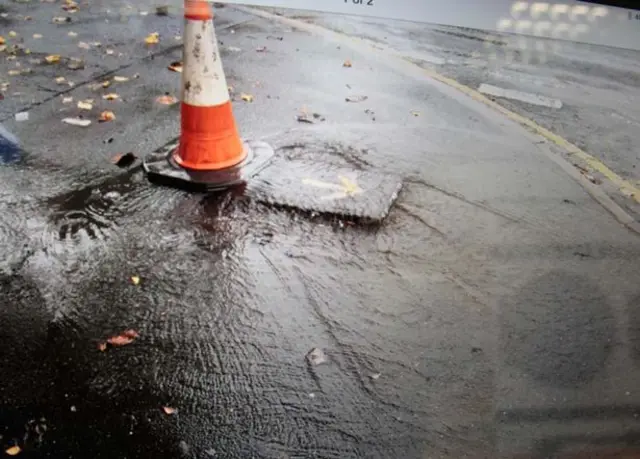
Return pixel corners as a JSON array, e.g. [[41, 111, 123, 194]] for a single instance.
[[1, 2, 640, 459]]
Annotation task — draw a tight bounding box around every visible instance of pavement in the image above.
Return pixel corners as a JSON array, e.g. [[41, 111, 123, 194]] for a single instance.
[[1, 2, 640, 459]]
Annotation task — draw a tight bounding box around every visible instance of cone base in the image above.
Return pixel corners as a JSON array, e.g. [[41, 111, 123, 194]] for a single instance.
[[143, 139, 274, 192]]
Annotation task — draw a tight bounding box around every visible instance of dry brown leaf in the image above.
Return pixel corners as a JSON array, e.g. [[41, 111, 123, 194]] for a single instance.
[[97, 342, 107, 352], [156, 94, 178, 105], [144, 32, 160, 45], [55, 76, 66, 84], [62, 117, 91, 127], [0, 36, 5, 46], [163, 406, 177, 415], [343, 59, 352, 68], [5, 446, 21, 456], [168, 61, 183, 73], [130, 275, 140, 285], [77, 100, 93, 110], [113, 76, 129, 82], [240, 93, 254, 102], [99, 110, 115, 122], [102, 93, 119, 101], [45, 54, 61, 64]]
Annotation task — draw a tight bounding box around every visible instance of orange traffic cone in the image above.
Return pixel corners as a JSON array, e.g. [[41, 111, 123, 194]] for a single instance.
[[143, 0, 273, 191]]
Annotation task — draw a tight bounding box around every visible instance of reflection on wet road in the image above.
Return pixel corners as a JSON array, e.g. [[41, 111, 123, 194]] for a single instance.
[[1, 2, 640, 458]]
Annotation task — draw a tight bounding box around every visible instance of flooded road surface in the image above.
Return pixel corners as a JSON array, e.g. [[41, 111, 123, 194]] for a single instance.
[[1, 2, 640, 458]]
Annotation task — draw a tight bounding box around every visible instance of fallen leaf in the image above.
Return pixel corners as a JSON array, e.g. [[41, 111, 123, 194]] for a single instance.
[[163, 406, 177, 415], [112, 152, 137, 167], [62, 96, 73, 103], [411, 110, 420, 117], [145, 32, 160, 45], [97, 342, 107, 352], [99, 110, 115, 122], [62, 117, 91, 127], [9, 31, 17, 38], [0, 37, 4, 45], [106, 334, 134, 346], [33, 34, 43, 39], [343, 59, 352, 68], [130, 275, 140, 285], [240, 93, 254, 102], [5, 446, 21, 456], [102, 93, 119, 100], [45, 54, 61, 64], [168, 61, 183, 73], [156, 94, 178, 105], [123, 329, 139, 339], [345, 95, 368, 103], [78, 41, 90, 49], [255, 46, 267, 52], [113, 76, 129, 82], [77, 100, 93, 110]]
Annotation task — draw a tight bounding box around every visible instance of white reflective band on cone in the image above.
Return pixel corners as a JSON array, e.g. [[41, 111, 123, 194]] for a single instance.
[[208, 0, 640, 51], [182, 18, 230, 107]]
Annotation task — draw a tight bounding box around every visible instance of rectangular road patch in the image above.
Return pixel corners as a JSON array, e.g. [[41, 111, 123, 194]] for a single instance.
[[247, 157, 403, 223], [478, 83, 563, 109]]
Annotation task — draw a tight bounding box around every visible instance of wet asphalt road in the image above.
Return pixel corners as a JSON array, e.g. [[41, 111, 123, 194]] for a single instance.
[[1, 2, 640, 458]]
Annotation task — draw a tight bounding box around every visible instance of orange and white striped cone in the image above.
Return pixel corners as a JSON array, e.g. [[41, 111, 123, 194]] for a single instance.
[[143, 0, 273, 191]]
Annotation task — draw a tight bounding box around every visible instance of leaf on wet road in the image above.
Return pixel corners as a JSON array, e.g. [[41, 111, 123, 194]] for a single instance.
[[112, 152, 137, 168], [343, 59, 352, 68], [168, 61, 183, 73], [99, 110, 115, 122], [345, 95, 368, 103], [62, 117, 91, 127], [106, 329, 139, 346], [102, 93, 119, 101], [77, 99, 93, 110], [113, 76, 129, 82], [130, 275, 140, 285], [45, 54, 61, 64], [162, 406, 177, 415], [145, 32, 160, 45], [240, 93, 254, 102], [156, 94, 178, 105], [5, 446, 21, 456]]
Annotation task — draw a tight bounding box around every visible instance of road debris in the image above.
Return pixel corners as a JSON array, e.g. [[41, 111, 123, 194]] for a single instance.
[[54, 16, 72, 24], [44, 54, 61, 64], [102, 93, 119, 101], [256, 46, 267, 52], [32, 34, 42, 39], [62, 96, 73, 104], [67, 58, 84, 70], [130, 275, 141, 285], [113, 76, 129, 82], [156, 94, 178, 105], [97, 342, 107, 352], [156, 5, 169, 16], [5, 446, 21, 456], [168, 61, 183, 73], [306, 347, 327, 365], [345, 95, 368, 103], [77, 41, 90, 49], [266, 35, 283, 40], [8, 31, 17, 38], [98, 110, 116, 122], [240, 93, 254, 102], [112, 152, 137, 168], [0, 37, 4, 46], [369, 372, 381, 380], [106, 329, 140, 347], [55, 76, 66, 84], [145, 32, 160, 45], [15, 112, 29, 122], [162, 406, 177, 415], [343, 59, 352, 68], [77, 99, 93, 110], [62, 117, 91, 127], [411, 110, 420, 117]]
